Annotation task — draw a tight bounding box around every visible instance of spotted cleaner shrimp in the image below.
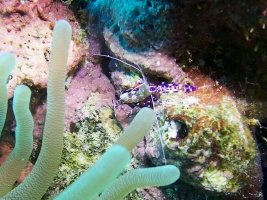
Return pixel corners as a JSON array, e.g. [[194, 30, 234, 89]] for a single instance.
[[94, 54, 196, 105], [93, 54, 196, 164]]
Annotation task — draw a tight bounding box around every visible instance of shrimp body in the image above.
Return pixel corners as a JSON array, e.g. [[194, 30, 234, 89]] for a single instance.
[[119, 82, 196, 105], [120, 82, 151, 103]]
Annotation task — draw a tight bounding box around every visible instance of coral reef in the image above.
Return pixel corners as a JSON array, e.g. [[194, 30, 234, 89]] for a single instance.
[[102, 28, 186, 84], [43, 108, 119, 199], [64, 62, 116, 131], [87, 0, 266, 198], [0, 0, 86, 98], [0, 0, 266, 199], [0, 0, 116, 138], [0, 19, 180, 199], [89, 0, 267, 118], [89, 0, 177, 51], [144, 69, 263, 198], [89, 0, 186, 84]]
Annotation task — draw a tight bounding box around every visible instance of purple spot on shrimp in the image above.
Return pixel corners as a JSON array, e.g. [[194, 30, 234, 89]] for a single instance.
[[150, 86, 157, 92], [184, 84, 196, 93]]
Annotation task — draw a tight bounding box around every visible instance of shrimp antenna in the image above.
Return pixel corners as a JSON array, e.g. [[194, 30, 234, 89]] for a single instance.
[[93, 54, 147, 82], [93, 53, 167, 164]]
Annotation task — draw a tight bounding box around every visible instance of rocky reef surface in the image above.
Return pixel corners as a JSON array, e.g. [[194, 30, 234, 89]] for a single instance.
[[88, 0, 266, 199], [0, 0, 86, 98], [0, 0, 266, 199]]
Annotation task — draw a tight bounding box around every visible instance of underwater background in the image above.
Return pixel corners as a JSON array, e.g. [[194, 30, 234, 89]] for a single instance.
[[0, 0, 266, 199]]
